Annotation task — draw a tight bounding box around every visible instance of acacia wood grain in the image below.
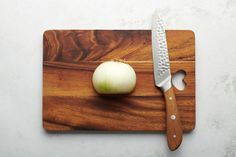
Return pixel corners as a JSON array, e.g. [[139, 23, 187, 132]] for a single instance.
[[43, 30, 195, 62], [164, 87, 183, 150], [43, 30, 195, 132]]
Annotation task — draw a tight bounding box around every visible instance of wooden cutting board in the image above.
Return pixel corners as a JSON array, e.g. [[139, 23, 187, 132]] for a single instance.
[[43, 30, 195, 132]]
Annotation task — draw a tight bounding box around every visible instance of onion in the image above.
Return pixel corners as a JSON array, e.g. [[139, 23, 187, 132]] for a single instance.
[[92, 61, 136, 94]]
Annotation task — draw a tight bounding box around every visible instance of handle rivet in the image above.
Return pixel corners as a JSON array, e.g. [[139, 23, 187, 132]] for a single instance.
[[169, 97, 173, 100], [170, 115, 176, 120], [173, 134, 176, 138]]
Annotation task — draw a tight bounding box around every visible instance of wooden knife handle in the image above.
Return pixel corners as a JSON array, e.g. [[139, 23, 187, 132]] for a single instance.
[[164, 87, 183, 151]]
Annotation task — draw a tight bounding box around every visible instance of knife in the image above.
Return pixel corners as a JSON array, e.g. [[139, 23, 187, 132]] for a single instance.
[[151, 11, 183, 151]]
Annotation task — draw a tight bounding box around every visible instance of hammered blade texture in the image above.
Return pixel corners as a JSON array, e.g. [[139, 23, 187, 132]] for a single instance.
[[152, 13, 171, 86], [154, 16, 170, 76]]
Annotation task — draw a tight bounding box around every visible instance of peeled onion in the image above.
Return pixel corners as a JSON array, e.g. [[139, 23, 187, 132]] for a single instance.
[[92, 61, 136, 94]]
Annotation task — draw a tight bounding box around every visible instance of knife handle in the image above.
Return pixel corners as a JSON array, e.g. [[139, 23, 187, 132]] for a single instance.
[[164, 87, 183, 151]]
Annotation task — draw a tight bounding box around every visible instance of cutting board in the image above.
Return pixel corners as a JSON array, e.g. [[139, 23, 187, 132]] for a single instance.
[[43, 30, 195, 132]]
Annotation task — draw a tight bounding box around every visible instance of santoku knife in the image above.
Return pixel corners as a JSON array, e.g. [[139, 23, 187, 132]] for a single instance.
[[151, 11, 183, 151]]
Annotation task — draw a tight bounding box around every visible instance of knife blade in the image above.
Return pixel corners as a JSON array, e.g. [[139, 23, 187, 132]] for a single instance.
[[151, 11, 183, 151]]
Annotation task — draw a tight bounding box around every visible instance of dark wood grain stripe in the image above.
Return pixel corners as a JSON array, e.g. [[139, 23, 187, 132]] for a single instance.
[[43, 30, 195, 62], [43, 96, 195, 132]]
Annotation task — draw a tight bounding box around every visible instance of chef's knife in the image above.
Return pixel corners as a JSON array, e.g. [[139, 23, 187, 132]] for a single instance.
[[151, 11, 183, 151]]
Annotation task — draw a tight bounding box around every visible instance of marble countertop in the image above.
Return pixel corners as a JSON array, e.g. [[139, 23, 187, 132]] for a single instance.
[[0, 0, 236, 156]]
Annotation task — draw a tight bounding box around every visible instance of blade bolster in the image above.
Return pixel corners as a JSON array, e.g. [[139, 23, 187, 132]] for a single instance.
[[160, 79, 172, 92]]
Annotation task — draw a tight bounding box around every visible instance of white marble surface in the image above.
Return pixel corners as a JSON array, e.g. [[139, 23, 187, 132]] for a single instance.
[[0, 0, 236, 156]]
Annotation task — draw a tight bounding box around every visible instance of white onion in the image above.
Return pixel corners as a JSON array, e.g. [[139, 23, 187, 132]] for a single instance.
[[92, 61, 136, 94]]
